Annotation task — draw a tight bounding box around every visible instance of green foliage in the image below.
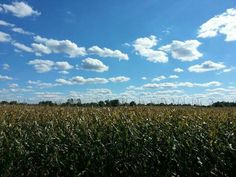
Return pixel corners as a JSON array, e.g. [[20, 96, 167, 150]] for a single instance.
[[0, 106, 235, 177], [104, 99, 120, 107], [129, 101, 136, 106], [212, 101, 236, 107], [38, 101, 56, 106]]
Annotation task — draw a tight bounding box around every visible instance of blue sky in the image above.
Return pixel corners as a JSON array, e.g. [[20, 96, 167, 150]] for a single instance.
[[0, 0, 236, 104]]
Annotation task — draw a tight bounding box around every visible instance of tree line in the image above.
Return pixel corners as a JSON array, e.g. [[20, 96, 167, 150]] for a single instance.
[[0, 99, 236, 107]]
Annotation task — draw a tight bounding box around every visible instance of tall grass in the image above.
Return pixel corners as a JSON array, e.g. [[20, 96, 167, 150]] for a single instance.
[[0, 105, 235, 176]]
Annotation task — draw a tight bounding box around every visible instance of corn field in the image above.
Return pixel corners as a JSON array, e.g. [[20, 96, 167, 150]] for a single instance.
[[0, 105, 235, 177]]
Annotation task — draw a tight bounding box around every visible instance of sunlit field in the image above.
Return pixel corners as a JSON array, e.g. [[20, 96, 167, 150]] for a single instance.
[[0, 105, 235, 177]]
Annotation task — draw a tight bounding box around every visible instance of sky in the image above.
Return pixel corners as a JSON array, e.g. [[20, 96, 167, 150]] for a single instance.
[[0, 0, 236, 104]]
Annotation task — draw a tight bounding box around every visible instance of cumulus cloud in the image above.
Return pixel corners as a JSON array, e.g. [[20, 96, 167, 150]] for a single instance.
[[174, 68, 184, 73], [109, 76, 130, 83], [33, 35, 86, 57], [28, 80, 58, 89], [134, 35, 157, 49], [87, 88, 112, 95], [8, 83, 19, 88], [35, 92, 64, 100], [56, 76, 130, 85], [56, 76, 109, 85], [75, 77, 107, 85], [169, 75, 179, 79], [12, 42, 33, 52], [222, 67, 234, 73], [7, 86, 33, 93], [0, 1, 41, 18], [68, 89, 116, 103], [143, 81, 221, 89], [160, 40, 202, 61], [12, 27, 34, 35], [206, 87, 236, 95], [80, 58, 108, 72], [31, 43, 51, 55], [2, 64, 10, 70], [198, 8, 236, 41], [126, 85, 143, 91], [133, 35, 168, 63], [188, 60, 226, 73], [141, 77, 147, 80], [0, 31, 11, 42], [9, 83, 19, 88], [152, 75, 166, 82], [58, 71, 69, 75], [28, 59, 73, 73], [0, 75, 13, 81], [54, 79, 73, 85], [88, 46, 128, 60], [0, 20, 14, 27], [156, 90, 183, 95], [28, 59, 54, 73], [55, 61, 73, 70]]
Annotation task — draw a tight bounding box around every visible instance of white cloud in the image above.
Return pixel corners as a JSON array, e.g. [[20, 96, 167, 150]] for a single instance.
[[8, 87, 33, 93], [9, 83, 19, 88], [31, 43, 51, 55], [126, 85, 143, 91], [152, 75, 166, 82], [188, 60, 226, 73], [68, 89, 116, 103], [12, 42, 33, 52], [2, 64, 10, 70], [141, 77, 147, 80], [55, 78, 73, 85], [133, 35, 168, 63], [35, 92, 64, 100], [198, 8, 236, 41], [0, 20, 14, 27], [56, 76, 109, 85], [56, 76, 130, 85], [58, 71, 69, 75], [169, 75, 179, 79], [222, 67, 234, 73], [0, 75, 13, 81], [87, 88, 112, 95], [12, 27, 34, 35], [28, 59, 54, 73], [0, 1, 41, 18], [0, 31, 11, 42], [156, 90, 183, 95], [186, 81, 222, 87], [33, 35, 86, 57], [109, 76, 130, 83], [71, 76, 108, 84], [28, 59, 73, 73], [28, 80, 58, 89], [143, 81, 221, 89], [160, 40, 202, 61], [206, 87, 236, 95], [55, 61, 73, 70], [88, 46, 128, 60], [123, 43, 131, 47], [80, 58, 108, 72], [134, 35, 157, 49], [174, 68, 184, 73]]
